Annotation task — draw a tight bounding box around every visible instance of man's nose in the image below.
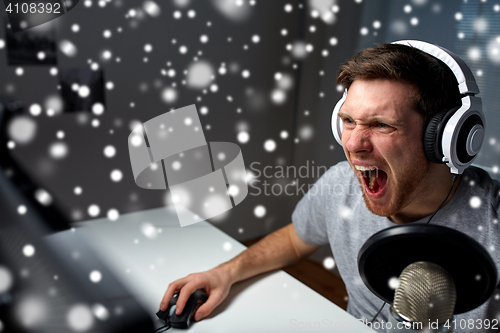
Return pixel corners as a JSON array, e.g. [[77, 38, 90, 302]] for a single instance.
[[343, 126, 373, 154]]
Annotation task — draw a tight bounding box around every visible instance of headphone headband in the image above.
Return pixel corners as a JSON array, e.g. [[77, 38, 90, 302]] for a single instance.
[[392, 40, 479, 95]]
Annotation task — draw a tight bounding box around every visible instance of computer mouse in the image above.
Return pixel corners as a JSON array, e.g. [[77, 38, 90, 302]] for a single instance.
[[156, 289, 208, 329]]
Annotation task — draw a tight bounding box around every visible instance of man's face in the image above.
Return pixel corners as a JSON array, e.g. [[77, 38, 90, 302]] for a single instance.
[[338, 79, 431, 217]]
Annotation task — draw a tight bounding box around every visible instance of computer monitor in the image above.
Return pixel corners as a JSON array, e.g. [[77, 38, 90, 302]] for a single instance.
[[0, 98, 155, 332]]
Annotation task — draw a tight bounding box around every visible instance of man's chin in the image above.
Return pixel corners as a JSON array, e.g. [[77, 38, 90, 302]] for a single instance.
[[352, 172, 400, 216], [361, 192, 396, 217]]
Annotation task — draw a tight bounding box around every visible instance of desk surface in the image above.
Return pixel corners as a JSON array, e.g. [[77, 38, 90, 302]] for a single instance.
[[64, 206, 375, 332]]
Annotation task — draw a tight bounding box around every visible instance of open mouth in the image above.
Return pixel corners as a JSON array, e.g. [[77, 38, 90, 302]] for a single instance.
[[354, 165, 388, 195]]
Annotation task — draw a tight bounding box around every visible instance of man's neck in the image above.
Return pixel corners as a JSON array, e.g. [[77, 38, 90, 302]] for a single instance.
[[389, 167, 462, 224]]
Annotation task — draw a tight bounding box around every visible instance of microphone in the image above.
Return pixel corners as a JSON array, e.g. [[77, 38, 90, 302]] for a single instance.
[[388, 261, 456, 332]]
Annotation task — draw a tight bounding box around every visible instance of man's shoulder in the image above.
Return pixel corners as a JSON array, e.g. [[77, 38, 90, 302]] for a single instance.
[[465, 166, 500, 189], [463, 166, 500, 209]]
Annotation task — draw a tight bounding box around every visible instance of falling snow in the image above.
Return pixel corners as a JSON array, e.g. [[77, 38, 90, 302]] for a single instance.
[[88, 204, 100, 217], [2, 4, 500, 328], [264, 139, 276, 152], [110, 169, 123, 182], [49, 142, 69, 159], [388, 277, 400, 290], [89, 270, 102, 283], [0, 266, 13, 293], [254, 205, 266, 218], [67, 304, 94, 331], [470, 196, 482, 209], [23, 244, 35, 257], [323, 257, 335, 269]]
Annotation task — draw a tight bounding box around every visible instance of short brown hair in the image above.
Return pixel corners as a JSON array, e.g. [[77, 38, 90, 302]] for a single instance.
[[337, 43, 462, 125]]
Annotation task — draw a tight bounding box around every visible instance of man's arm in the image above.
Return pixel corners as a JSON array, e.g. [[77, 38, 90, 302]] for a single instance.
[[160, 223, 319, 321], [222, 222, 320, 283]]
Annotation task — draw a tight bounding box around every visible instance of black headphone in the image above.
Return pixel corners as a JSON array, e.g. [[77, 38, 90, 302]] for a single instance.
[[331, 40, 485, 175]]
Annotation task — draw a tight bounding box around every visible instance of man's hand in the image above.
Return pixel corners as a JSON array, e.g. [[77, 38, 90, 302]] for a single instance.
[[159, 223, 319, 322], [159, 265, 232, 322]]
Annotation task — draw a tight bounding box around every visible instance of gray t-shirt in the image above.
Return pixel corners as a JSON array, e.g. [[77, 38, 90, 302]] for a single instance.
[[292, 161, 500, 333]]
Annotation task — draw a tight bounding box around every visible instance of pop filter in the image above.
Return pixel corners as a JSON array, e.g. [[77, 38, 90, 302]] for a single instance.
[[358, 224, 497, 314]]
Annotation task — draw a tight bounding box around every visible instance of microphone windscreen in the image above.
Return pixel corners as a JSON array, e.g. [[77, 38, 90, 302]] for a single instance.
[[394, 261, 456, 324]]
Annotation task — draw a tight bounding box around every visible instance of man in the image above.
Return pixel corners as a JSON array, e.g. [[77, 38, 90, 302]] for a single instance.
[[160, 43, 500, 329]]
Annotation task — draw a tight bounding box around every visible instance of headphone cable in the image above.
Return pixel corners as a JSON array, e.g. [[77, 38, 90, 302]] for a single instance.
[[426, 174, 459, 224], [368, 174, 459, 324], [369, 301, 386, 324]]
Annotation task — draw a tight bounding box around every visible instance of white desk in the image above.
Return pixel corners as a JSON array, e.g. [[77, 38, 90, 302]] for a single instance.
[[62, 206, 375, 332]]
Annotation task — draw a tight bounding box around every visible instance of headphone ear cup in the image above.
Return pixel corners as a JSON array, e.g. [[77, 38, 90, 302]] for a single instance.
[[331, 90, 347, 146], [423, 110, 448, 164], [423, 107, 459, 164]]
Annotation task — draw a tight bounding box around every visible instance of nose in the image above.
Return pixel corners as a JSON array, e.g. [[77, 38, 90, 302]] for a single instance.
[[343, 125, 373, 155]]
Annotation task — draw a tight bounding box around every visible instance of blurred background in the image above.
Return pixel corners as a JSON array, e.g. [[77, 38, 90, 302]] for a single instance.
[[2, 0, 500, 278]]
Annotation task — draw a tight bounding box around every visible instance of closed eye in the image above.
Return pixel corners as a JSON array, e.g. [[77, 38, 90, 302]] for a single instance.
[[375, 122, 396, 132]]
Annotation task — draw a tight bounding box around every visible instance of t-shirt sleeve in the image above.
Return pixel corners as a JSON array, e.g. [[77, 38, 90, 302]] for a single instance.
[[291, 167, 335, 246]]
